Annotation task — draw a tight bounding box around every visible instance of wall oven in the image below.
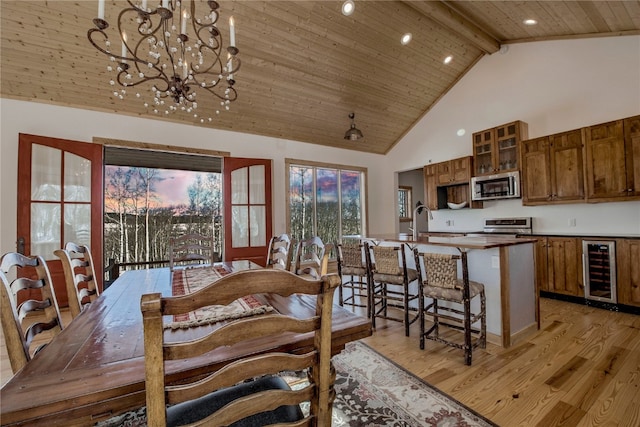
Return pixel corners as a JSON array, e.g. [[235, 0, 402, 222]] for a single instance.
[[471, 171, 521, 201]]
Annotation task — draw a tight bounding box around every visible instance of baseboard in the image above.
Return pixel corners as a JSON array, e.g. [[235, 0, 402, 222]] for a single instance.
[[509, 323, 539, 346]]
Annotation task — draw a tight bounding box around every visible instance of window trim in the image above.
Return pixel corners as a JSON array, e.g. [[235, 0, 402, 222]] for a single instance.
[[285, 158, 368, 240]]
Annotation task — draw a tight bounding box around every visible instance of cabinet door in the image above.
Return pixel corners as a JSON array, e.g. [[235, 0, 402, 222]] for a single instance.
[[550, 129, 585, 202], [451, 157, 471, 184], [473, 128, 495, 175], [623, 115, 640, 198], [496, 121, 525, 172], [423, 164, 438, 210], [436, 161, 452, 186], [547, 237, 583, 296], [584, 120, 626, 201], [521, 136, 551, 205], [617, 239, 640, 307]]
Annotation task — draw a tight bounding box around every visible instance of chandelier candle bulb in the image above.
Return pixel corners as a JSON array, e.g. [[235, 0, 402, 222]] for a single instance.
[[162, 0, 169, 9], [98, 0, 105, 20], [181, 10, 187, 34], [229, 17, 235, 47], [141, 0, 147, 10]]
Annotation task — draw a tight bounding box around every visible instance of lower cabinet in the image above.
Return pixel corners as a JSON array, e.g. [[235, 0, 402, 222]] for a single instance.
[[536, 236, 583, 297], [617, 239, 640, 307]]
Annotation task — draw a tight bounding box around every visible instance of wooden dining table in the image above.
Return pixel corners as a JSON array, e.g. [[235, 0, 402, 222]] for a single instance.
[[0, 261, 372, 426]]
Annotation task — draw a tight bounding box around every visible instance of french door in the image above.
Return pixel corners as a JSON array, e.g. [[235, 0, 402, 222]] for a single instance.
[[17, 134, 103, 307], [223, 157, 272, 266]]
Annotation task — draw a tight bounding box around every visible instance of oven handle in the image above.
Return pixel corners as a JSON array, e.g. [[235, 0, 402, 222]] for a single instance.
[[582, 253, 587, 294]]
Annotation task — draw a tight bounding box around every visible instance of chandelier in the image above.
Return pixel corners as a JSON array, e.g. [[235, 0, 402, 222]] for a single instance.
[[88, 0, 239, 123]]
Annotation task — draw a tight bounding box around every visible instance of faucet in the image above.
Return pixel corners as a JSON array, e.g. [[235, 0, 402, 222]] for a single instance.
[[408, 203, 433, 241]]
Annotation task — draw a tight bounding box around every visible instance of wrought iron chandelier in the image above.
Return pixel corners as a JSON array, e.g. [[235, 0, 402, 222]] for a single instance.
[[88, 0, 239, 123]]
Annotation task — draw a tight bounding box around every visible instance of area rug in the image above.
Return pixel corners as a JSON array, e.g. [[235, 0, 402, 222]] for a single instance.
[[96, 341, 497, 427], [166, 266, 273, 330]]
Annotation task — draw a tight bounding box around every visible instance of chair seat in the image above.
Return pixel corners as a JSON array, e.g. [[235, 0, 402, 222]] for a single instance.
[[341, 265, 367, 276], [166, 376, 303, 427], [423, 280, 484, 302], [372, 267, 418, 285]]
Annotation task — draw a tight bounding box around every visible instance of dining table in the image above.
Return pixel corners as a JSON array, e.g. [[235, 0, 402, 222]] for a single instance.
[[0, 260, 372, 426]]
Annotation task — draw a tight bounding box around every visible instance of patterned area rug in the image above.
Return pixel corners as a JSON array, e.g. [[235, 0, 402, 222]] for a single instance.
[[165, 266, 274, 330], [96, 341, 496, 427]]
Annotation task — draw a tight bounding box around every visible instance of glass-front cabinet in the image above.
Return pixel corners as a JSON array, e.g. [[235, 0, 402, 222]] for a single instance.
[[473, 121, 528, 176]]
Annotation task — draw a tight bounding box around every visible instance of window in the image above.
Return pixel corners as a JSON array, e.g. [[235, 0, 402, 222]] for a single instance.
[[286, 159, 367, 244], [398, 186, 413, 222]]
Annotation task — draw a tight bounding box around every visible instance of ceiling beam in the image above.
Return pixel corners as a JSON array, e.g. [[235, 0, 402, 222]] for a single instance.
[[401, 0, 500, 54]]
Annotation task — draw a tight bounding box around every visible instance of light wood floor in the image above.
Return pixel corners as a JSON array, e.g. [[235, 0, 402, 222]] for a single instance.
[[2, 298, 639, 426]]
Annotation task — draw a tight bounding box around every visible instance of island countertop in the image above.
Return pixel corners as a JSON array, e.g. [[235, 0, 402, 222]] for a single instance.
[[358, 234, 537, 250]]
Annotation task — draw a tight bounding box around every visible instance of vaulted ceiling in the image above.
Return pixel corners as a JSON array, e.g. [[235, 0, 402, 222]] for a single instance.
[[1, 1, 639, 154]]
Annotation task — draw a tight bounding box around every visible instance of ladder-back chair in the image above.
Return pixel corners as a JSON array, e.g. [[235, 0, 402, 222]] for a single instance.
[[169, 233, 217, 271], [0, 252, 64, 373], [266, 233, 292, 270], [142, 268, 340, 427], [54, 242, 100, 319]]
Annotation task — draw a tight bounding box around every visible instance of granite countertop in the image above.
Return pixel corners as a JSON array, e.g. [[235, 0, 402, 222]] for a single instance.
[[362, 234, 537, 250]]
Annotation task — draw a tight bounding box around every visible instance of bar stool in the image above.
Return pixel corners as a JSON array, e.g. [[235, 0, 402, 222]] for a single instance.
[[414, 250, 486, 365], [365, 242, 419, 337], [337, 240, 370, 317]]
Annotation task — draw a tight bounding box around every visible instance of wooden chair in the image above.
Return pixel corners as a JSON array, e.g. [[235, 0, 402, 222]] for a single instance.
[[337, 240, 370, 317], [0, 252, 64, 374], [266, 233, 292, 270], [142, 268, 340, 427], [54, 242, 100, 319], [414, 251, 486, 365], [293, 236, 328, 279], [365, 242, 419, 337], [169, 233, 217, 271]]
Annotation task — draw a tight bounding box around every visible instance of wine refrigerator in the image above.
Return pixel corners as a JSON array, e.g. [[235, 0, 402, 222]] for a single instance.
[[582, 240, 617, 304]]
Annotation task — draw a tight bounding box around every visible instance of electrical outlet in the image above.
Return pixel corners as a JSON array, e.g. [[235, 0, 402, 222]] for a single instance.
[[446, 220, 454, 227], [568, 218, 576, 227], [491, 256, 500, 269]]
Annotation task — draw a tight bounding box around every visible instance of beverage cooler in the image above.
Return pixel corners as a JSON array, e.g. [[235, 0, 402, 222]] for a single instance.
[[582, 240, 617, 304]]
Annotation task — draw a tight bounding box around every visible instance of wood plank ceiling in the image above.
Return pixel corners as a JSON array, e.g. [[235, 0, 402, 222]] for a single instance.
[[1, 1, 639, 154]]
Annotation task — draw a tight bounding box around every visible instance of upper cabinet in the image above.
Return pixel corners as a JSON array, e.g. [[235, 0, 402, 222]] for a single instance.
[[584, 116, 640, 202], [521, 128, 584, 205], [423, 156, 481, 210], [473, 121, 528, 176]]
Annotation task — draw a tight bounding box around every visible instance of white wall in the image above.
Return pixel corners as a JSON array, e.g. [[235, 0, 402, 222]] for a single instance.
[[2, 35, 640, 258], [387, 36, 640, 236], [0, 100, 387, 256]]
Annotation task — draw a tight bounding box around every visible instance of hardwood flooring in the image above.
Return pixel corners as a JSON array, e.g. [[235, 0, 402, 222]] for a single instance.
[[2, 298, 639, 426]]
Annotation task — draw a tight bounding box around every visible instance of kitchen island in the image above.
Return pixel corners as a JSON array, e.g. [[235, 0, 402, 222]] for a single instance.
[[361, 233, 538, 348]]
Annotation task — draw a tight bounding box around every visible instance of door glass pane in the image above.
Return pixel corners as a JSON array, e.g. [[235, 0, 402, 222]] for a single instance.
[[65, 204, 91, 247], [64, 153, 91, 202], [317, 168, 338, 245], [231, 206, 248, 248], [31, 145, 61, 201], [249, 165, 265, 204], [31, 203, 61, 260], [250, 206, 265, 247], [231, 167, 248, 204]]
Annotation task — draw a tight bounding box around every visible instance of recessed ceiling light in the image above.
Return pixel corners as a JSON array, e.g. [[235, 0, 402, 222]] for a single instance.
[[457, 128, 466, 137], [443, 55, 453, 64], [523, 18, 537, 25], [401, 33, 412, 45], [342, 0, 355, 16]]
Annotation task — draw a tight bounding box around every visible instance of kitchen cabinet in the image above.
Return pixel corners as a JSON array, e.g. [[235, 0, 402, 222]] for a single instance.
[[521, 129, 584, 205], [617, 239, 640, 307], [536, 237, 583, 297], [584, 116, 640, 202], [473, 121, 528, 176], [424, 156, 482, 210]]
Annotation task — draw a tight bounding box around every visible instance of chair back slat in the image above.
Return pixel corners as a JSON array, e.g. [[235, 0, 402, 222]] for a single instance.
[[169, 233, 217, 271], [266, 233, 292, 270]]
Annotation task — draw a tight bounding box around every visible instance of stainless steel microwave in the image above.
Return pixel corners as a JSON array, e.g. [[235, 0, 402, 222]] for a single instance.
[[471, 171, 521, 201]]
